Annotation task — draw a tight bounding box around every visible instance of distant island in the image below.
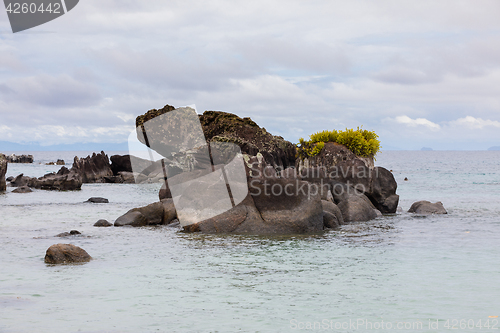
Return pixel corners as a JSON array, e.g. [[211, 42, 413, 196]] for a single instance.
[[488, 146, 500, 151], [421, 147, 433, 151]]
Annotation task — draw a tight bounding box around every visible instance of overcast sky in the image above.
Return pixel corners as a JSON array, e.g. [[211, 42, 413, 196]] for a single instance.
[[1, 0, 500, 150]]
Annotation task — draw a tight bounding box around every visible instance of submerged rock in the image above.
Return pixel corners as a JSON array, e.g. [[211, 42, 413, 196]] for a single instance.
[[86, 197, 109, 203], [44, 244, 91, 264], [94, 219, 112, 227], [55, 230, 81, 237], [12, 186, 32, 193], [408, 201, 447, 214]]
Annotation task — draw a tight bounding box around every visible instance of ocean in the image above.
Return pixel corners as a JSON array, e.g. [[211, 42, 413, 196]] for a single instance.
[[1, 150, 499, 333]]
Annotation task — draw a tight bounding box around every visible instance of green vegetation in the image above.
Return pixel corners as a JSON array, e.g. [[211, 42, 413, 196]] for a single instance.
[[297, 127, 381, 158]]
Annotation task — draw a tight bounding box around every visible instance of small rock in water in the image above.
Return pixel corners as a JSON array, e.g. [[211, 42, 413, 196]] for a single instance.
[[87, 197, 109, 203], [12, 186, 32, 193], [55, 230, 81, 237], [94, 219, 113, 227], [44, 243, 92, 264], [404, 177, 408, 181], [6, 176, 14, 182], [408, 201, 447, 214]]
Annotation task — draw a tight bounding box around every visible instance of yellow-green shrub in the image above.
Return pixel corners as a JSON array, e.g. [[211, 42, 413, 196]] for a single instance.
[[297, 127, 380, 158]]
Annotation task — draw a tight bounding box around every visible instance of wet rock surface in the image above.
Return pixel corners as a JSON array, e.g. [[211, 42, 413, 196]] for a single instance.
[[408, 201, 447, 214], [44, 244, 92, 264]]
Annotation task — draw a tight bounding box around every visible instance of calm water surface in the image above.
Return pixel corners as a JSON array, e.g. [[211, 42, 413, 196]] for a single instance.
[[1, 151, 499, 332]]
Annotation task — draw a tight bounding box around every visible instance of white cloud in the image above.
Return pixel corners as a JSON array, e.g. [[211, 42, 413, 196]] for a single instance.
[[395, 116, 441, 130], [449, 116, 500, 129]]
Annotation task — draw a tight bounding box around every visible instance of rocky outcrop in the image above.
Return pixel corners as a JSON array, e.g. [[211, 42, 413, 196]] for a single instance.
[[27, 167, 82, 191], [408, 201, 447, 214], [135, 104, 296, 171], [44, 244, 91, 264], [72, 151, 113, 183], [297, 142, 399, 214], [6, 154, 33, 163], [10, 173, 30, 187], [114, 199, 177, 227], [0, 154, 7, 193]]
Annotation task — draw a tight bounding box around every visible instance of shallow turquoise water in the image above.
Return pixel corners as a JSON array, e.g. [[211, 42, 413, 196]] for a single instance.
[[1, 151, 499, 332]]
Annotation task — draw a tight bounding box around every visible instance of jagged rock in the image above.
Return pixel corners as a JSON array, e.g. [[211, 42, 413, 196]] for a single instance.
[[0, 154, 7, 193], [86, 197, 109, 203], [72, 151, 113, 183], [6, 154, 33, 163], [10, 173, 31, 187], [94, 219, 112, 227], [27, 168, 82, 191], [44, 244, 91, 264], [56, 159, 65, 165], [12, 186, 32, 193], [135, 105, 296, 171], [408, 201, 447, 214], [114, 199, 177, 227]]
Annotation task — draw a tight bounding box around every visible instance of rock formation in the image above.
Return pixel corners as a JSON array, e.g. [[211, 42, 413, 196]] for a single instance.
[[6, 154, 33, 163], [0, 154, 7, 193], [296, 142, 399, 214], [72, 151, 113, 183], [27, 167, 82, 191]]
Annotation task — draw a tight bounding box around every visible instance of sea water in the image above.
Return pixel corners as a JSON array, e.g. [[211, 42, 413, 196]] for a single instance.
[[0, 151, 499, 333]]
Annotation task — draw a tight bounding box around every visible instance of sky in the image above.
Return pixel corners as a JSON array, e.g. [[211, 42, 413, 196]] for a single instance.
[[1, 0, 500, 150]]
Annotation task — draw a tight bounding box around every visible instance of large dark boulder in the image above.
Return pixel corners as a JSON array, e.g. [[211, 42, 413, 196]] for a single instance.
[[44, 244, 92, 264], [366, 167, 399, 214], [114, 199, 177, 227], [408, 201, 447, 214], [0, 154, 7, 193], [72, 151, 113, 183], [330, 182, 381, 222], [184, 178, 324, 234]]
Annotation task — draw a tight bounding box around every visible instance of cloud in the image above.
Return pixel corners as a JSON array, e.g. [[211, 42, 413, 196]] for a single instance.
[[395, 115, 441, 130], [1, 0, 500, 149], [0, 74, 101, 108], [449, 116, 500, 129]]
